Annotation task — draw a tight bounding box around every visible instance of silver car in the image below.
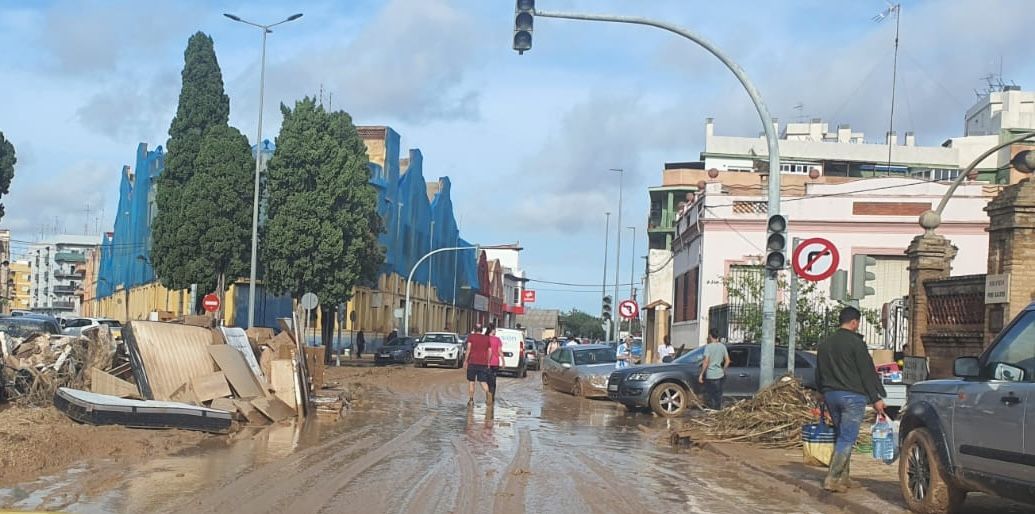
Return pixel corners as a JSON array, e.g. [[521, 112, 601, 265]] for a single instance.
[[541, 344, 617, 398]]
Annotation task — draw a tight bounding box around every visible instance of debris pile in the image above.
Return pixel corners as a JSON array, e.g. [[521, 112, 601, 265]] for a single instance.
[[674, 376, 818, 448], [3, 311, 348, 435]]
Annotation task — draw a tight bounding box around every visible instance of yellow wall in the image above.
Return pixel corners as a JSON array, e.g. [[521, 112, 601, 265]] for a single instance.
[[9, 261, 31, 311]]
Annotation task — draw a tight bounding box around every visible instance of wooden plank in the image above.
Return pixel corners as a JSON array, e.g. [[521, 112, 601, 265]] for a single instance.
[[169, 382, 198, 405], [304, 347, 325, 391], [259, 346, 275, 380], [207, 345, 266, 399], [88, 367, 140, 398], [270, 359, 298, 411], [233, 399, 271, 425], [251, 396, 295, 423], [209, 397, 237, 413], [191, 371, 232, 403]]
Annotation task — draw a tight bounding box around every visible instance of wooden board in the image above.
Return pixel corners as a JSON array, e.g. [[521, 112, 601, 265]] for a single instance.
[[169, 382, 198, 405], [270, 359, 298, 411], [234, 399, 271, 425], [259, 346, 275, 380], [221, 327, 265, 381], [122, 321, 217, 401], [209, 397, 237, 413], [208, 345, 265, 399], [251, 396, 295, 422], [304, 347, 325, 391], [191, 371, 231, 403], [246, 327, 275, 344], [88, 367, 140, 398], [269, 332, 296, 360]]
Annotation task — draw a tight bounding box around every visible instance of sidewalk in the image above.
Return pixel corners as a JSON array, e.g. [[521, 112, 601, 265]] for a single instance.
[[702, 442, 1034, 514]]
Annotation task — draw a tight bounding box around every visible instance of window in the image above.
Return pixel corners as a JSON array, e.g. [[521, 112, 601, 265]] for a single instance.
[[983, 311, 1035, 381], [727, 347, 750, 368], [687, 268, 699, 321], [674, 274, 684, 322], [558, 349, 573, 365]]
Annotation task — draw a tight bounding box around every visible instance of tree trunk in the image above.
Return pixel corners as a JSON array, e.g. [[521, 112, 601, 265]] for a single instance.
[[321, 305, 335, 364]]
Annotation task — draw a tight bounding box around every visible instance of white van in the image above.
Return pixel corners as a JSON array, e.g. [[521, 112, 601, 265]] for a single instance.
[[494, 328, 528, 378]]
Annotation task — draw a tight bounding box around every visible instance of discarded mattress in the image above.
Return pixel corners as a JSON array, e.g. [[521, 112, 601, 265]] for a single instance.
[[220, 326, 265, 381], [124, 321, 217, 401], [53, 387, 233, 434]]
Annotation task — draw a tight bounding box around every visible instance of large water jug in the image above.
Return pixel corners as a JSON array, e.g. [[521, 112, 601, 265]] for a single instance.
[[871, 416, 897, 464]]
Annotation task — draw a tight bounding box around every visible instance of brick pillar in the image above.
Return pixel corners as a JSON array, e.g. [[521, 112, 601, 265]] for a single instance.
[[984, 179, 1035, 345], [905, 234, 957, 357]]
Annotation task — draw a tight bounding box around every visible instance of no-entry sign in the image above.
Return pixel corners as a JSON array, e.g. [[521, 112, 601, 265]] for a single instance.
[[792, 238, 840, 282], [522, 290, 536, 303], [202, 293, 221, 312], [618, 299, 639, 319]]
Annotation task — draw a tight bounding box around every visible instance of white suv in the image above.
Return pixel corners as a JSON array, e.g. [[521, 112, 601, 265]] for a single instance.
[[414, 332, 465, 369]]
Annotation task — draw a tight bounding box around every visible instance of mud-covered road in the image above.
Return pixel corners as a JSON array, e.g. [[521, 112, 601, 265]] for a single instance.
[[1, 363, 837, 513]]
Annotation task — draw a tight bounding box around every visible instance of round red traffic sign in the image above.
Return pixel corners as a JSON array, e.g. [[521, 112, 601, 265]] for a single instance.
[[792, 238, 840, 282], [202, 293, 221, 313], [618, 299, 639, 319]]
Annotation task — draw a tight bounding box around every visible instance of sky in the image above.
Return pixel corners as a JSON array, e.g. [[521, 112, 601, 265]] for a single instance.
[[1, 0, 1034, 314]]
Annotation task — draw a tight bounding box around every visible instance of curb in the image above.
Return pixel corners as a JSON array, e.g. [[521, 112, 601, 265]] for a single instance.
[[700, 442, 899, 514]]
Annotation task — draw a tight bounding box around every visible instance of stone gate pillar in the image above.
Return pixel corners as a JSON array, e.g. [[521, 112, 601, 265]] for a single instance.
[[905, 233, 957, 356], [984, 179, 1035, 345]]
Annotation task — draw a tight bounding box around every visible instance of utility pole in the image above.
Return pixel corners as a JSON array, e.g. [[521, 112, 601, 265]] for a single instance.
[[787, 237, 800, 375], [602, 211, 610, 338], [523, 9, 782, 389], [429, 220, 434, 330], [611, 168, 623, 340], [627, 226, 636, 303]]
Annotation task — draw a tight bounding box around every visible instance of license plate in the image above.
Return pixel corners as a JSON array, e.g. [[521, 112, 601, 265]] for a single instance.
[[380, 353, 391, 357], [608, 384, 618, 391]]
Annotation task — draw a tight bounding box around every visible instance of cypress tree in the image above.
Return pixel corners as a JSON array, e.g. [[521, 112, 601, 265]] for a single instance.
[[0, 131, 15, 222]]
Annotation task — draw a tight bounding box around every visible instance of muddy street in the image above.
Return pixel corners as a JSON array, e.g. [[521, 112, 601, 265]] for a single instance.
[[1, 363, 835, 513]]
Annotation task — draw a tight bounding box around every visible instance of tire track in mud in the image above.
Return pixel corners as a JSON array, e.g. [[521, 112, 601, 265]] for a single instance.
[[492, 428, 532, 514], [451, 438, 480, 514], [571, 452, 641, 514], [181, 415, 435, 514], [399, 453, 450, 514]]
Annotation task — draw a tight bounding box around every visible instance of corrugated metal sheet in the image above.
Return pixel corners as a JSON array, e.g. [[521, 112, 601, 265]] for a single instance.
[[125, 321, 217, 401]]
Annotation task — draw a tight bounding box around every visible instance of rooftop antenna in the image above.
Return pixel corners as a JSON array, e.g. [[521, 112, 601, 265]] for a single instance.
[[793, 102, 806, 122], [874, 1, 901, 177]]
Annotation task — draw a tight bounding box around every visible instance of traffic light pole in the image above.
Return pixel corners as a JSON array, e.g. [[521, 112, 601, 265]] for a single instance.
[[531, 8, 782, 388], [787, 238, 799, 375]]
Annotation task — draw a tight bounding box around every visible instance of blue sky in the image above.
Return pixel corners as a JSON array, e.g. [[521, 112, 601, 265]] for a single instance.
[[1, 0, 1034, 314]]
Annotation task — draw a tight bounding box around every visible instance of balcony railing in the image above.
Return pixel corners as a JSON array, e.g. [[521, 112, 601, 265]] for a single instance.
[[51, 301, 76, 310], [52, 285, 77, 294], [54, 252, 87, 263], [54, 270, 86, 279]]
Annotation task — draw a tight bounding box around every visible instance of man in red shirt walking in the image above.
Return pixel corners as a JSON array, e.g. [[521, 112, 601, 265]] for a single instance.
[[466, 328, 493, 406]]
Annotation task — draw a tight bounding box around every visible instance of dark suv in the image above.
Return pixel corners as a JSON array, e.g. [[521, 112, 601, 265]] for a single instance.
[[608, 343, 817, 417], [898, 302, 1035, 513]]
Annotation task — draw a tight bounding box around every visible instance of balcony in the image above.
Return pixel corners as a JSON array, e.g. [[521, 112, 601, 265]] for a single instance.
[[51, 301, 76, 310], [54, 252, 87, 263], [52, 285, 77, 295], [54, 270, 86, 280]]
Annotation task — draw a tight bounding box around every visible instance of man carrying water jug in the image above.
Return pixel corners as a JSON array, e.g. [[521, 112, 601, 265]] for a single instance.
[[815, 306, 887, 493]]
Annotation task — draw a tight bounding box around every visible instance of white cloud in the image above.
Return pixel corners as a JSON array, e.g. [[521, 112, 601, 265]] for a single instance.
[[2, 161, 115, 236], [76, 71, 179, 142]]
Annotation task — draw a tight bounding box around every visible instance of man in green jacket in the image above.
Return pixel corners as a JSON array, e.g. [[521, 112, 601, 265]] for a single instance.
[[816, 306, 887, 493]]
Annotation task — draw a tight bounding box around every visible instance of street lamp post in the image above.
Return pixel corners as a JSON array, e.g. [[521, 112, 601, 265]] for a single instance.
[[611, 168, 623, 340], [224, 12, 303, 329], [404, 244, 520, 337], [528, 9, 781, 388]]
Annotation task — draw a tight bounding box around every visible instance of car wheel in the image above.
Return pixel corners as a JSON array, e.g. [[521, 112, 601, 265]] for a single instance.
[[899, 428, 965, 514], [404, 352, 413, 364], [649, 383, 688, 418], [572, 379, 584, 398], [541, 372, 550, 387]]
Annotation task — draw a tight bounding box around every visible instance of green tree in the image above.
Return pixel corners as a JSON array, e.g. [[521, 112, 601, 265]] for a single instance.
[[715, 270, 880, 350], [152, 32, 233, 294], [559, 309, 606, 340], [0, 131, 15, 221], [263, 98, 385, 362]]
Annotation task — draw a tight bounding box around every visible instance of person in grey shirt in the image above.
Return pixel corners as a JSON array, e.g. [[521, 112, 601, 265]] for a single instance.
[[698, 329, 731, 410]]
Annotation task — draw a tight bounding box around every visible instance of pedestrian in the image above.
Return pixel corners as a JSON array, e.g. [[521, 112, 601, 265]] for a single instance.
[[547, 337, 559, 356], [698, 329, 730, 410], [657, 335, 675, 363], [565, 338, 579, 348], [487, 324, 502, 400], [816, 306, 887, 493], [466, 325, 493, 407], [615, 336, 634, 369], [355, 330, 365, 359]]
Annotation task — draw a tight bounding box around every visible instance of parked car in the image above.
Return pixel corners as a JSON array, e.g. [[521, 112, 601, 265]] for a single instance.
[[0, 316, 62, 338], [897, 302, 1035, 513], [608, 344, 818, 417], [414, 332, 465, 368], [524, 339, 541, 371], [375, 337, 417, 365], [495, 328, 527, 377], [541, 344, 616, 398], [62, 317, 123, 340]]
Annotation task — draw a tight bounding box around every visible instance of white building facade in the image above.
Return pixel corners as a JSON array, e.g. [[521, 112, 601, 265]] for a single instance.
[[484, 248, 527, 329], [671, 178, 997, 348], [29, 235, 101, 315]]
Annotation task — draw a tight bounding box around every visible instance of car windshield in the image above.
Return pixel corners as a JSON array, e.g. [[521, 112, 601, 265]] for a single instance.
[[422, 334, 455, 343], [0, 318, 59, 338], [673, 347, 706, 365], [525, 342, 536, 350], [573, 348, 617, 366]]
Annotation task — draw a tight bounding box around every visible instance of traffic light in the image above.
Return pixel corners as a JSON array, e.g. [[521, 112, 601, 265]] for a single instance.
[[513, 0, 534, 54], [850, 254, 877, 300], [602, 295, 612, 320], [830, 269, 848, 302], [765, 214, 787, 272]]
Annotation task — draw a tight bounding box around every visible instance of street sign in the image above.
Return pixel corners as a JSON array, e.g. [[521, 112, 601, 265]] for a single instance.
[[791, 237, 840, 282], [618, 299, 639, 320], [202, 293, 220, 313], [300, 292, 319, 311], [985, 274, 1010, 304], [522, 290, 536, 303]]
